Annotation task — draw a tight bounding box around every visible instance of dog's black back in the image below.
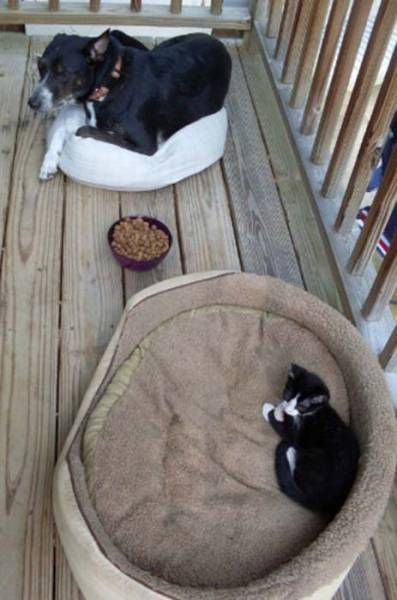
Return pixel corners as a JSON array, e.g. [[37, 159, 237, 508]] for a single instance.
[[29, 31, 232, 155]]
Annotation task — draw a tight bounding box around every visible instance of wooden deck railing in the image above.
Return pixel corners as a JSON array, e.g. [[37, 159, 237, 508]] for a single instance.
[[0, 0, 251, 28], [259, 0, 397, 373]]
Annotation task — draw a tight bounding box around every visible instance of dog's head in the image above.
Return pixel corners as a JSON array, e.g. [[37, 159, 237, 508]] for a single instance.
[[28, 30, 111, 113]]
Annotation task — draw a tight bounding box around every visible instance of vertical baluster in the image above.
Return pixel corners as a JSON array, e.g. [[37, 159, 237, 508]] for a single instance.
[[301, 0, 350, 135], [322, 0, 397, 198], [275, 0, 300, 61], [289, 0, 331, 109], [266, 0, 285, 39], [311, 0, 372, 165], [335, 46, 397, 234], [380, 326, 397, 371], [347, 145, 397, 275], [170, 0, 182, 13], [89, 0, 100, 12], [281, 0, 314, 85], [131, 0, 142, 11], [211, 0, 223, 16], [362, 232, 397, 321]]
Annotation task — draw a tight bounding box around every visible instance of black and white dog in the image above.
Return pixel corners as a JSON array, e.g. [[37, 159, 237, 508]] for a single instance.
[[28, 30, 232, 180]]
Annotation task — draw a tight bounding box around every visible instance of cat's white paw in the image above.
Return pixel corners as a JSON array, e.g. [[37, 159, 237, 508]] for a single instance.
[[39, 152, 59, 181], [274, 401, 287, 422], [262, 402, 274, 422]]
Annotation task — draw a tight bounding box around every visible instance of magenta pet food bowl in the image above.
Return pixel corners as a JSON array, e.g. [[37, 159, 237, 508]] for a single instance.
[[108, 216, 173, 272]]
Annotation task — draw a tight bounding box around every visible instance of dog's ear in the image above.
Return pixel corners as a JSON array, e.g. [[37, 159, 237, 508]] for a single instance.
[[86, 29, 111, 63]]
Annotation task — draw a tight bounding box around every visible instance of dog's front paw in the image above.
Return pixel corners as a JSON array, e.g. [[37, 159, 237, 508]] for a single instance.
[[39, 153, 59, 181], [262, 402, 274, 422]]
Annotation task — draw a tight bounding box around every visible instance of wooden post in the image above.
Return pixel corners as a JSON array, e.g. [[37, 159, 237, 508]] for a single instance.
[[89, 0, 100, 12], [289, 0, 331, 109], [380, 326, 397, 372], [281, 0, 314, 84], [348, 145, 397, 275], [301, 0, 349, 135], [211, 0, 224, 16], [311, 0, 372, 165], [266, 0, 285, 38], [130, 0, 142, 11], [274, 0, 300, 61], [362, 232, 397, 321], [322, 0, 397, 198], [7, 0, 19, 8], [170, 0, 182, 14], [335, 46, 397, 234], [48, 0, 60, 9]]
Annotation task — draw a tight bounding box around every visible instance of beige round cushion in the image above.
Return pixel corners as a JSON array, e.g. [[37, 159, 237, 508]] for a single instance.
[[56, 272, 397, 600], [83, 305, 350, 587]]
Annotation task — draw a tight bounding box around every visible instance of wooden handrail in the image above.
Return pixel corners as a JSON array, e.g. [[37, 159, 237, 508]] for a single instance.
[[281, 0, 313, 84], [322, 0, 397, 198], [289, 0, 331, 109], [347, 145, 397, 275], [0, 3, 249, 27], [311, 0, 372, 165], [301, 0, 349, 135], [335, 46, 397, 234], [274, 0, 300, 61], [362, 232, 397, 321]]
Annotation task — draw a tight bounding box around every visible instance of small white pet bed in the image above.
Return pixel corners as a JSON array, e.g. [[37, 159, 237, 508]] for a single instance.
[[54, 105, 228, 191]]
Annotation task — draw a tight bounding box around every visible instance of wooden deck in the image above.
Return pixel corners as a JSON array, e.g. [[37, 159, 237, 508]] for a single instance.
[[0, 32, 396, 600]]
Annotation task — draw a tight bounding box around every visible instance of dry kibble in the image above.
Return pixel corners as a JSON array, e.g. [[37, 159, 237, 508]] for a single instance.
[[112, 218, 170, 262]]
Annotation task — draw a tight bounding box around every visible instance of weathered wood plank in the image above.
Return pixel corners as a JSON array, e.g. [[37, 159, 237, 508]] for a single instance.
[[120, 188, 183, 299], [0, 37, 63, 600], [175, 162, 240, 273], [301, 0, 349, 135], [240, 32, 350, 314], [379, 326, 397, 372], [322, 0, 397, 198], [289, 0, 331, 109], [56, 182, 124, 599], [266, 0, 284, 39], [335, 46, 397, 234], [224, 50, 303, 285], [274, 0, 299, 61], [334, 544, 386, 600], [281, 0, 313, 84], [311, 0, 372, 165], [0, 33, 29, 257], [361, 233, 397, 322], [348, 145, 397, 275]]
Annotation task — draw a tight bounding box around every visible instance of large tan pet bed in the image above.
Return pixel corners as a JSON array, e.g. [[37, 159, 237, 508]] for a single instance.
[[54, 272, 396, 600]]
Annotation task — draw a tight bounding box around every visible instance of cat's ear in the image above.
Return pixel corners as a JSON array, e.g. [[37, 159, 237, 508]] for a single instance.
[[289, 363, 304, 378], [86, 29, 111, 63]]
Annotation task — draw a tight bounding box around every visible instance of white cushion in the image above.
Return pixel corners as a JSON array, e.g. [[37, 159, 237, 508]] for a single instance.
[[59, 107, 228, 191]]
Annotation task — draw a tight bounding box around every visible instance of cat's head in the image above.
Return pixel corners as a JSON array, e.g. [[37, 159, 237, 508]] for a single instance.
[[283, 364, 330, 416]]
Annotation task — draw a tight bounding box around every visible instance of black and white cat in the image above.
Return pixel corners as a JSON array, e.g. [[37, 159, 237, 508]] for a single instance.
[[263, 364, 359, 515]]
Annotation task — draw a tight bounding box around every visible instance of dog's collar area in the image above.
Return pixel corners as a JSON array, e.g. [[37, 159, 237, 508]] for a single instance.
[[88, 55, 122, 102]]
